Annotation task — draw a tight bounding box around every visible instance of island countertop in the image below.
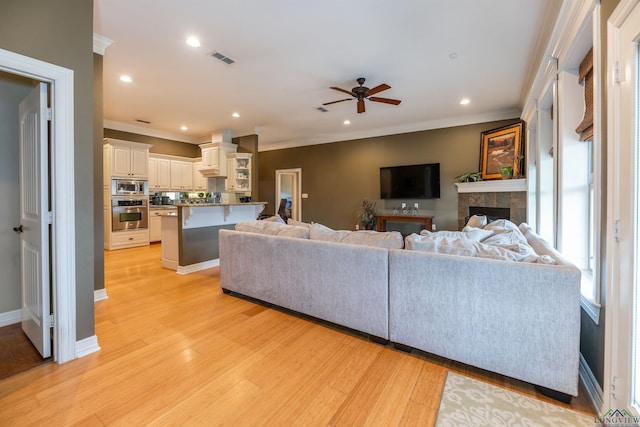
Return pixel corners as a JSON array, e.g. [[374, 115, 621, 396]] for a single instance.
[[173, 202, 267, 207]]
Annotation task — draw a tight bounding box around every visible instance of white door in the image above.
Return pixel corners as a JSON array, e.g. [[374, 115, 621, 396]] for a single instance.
[[18, 82, 51, 358]]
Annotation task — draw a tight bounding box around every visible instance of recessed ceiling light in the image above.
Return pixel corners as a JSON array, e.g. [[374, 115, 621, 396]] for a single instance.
[[186, 36, 201, 47], [180, 125, 188, 131], [449, 52, 458, 60], [232, 112, 240, 118], [343, 120, 351, 125], [119, 75, 132, 83], [460, 98, 471, 105]]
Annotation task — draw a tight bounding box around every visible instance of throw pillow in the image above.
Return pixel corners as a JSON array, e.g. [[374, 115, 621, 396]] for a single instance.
[[235, 220, 267, 234], [309, 223, 350, 243], [264, 215, 286, 224], [466, 214, 488, 228]]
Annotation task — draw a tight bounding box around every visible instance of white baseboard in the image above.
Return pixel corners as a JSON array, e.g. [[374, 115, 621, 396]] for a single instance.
[[177, 259, 219, 275], [75, 334, 101, 358], [94, 288, 109, 302], [0, 309, 21, 327], [580, 352, 604, 413]]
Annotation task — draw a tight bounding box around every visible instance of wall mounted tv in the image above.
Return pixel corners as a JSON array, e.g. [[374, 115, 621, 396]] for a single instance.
[[379, 163, 441, 199]]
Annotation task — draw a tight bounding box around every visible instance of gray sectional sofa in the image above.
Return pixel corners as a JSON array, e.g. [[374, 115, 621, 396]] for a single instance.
[[218, 220, 582, 399]]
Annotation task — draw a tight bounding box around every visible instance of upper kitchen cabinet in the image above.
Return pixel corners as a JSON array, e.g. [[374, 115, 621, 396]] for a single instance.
[[149, 156, 171, 191], [104, 138, 152, 179], [198, 142, 237, 177], [170, 159, 194, 191]]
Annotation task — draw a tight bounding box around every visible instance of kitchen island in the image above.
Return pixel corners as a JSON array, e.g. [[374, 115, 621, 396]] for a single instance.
[[161, 202, 266, 274]]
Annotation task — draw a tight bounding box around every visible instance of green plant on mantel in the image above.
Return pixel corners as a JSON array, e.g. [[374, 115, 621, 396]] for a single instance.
[[455, 172, 483, 183]]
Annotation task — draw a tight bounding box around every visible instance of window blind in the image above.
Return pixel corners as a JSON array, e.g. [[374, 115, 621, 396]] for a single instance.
[[575, 48, 594, 141]]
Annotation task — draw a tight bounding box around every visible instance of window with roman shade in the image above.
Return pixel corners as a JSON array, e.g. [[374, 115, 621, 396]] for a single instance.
[[575, 48, 593, 141]]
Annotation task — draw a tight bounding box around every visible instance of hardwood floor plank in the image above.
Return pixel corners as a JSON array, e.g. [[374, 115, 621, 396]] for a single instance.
[[0, 244, 596, 426]]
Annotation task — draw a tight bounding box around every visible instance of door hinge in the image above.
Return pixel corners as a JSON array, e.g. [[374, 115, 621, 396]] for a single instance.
[[615, 219, 620, 243], [614, 61, 621, 84], [46, 108, 52, 121], [47, 211, 53, 224], [48, 314, 54, 328], [612, 375, 618, 400]]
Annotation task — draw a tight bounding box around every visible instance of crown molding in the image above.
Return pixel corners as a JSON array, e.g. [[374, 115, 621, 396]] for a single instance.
[[93, 33, 113, 55]]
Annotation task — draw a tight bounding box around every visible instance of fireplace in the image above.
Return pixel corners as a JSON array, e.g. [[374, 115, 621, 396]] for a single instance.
[[467, 206, 510, 224], [455, 179, 526, 230]]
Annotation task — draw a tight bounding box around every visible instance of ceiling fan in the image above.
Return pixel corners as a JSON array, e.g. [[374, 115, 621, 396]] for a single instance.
[[323, 77, 401, 114]]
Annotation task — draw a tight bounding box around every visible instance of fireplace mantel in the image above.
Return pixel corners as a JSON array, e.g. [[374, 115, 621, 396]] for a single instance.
[[455, 179, 526, 193]]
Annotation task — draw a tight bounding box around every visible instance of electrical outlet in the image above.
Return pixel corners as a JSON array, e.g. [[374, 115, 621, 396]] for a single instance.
[[432, 223, 437, 231]]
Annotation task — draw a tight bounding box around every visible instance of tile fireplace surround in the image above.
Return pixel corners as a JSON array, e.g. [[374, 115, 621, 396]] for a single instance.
[[455, 179, 526, 230]]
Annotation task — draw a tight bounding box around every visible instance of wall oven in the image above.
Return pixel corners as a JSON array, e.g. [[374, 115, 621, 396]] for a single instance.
[[112, 198, 148, 232], [112, 179, 147, 196]]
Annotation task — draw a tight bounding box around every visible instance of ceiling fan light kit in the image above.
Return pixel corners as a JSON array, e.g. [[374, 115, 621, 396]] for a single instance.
[[323, 77, 401, 114]]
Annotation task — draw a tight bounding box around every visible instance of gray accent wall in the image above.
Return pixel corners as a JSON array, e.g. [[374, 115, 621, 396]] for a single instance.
[[0, 0, 95, 340], [259, 119, 518, 231], [0, 72, 32, 313]]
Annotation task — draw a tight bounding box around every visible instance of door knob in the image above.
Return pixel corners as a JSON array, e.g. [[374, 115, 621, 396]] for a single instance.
[[13, 225, 23, 233]]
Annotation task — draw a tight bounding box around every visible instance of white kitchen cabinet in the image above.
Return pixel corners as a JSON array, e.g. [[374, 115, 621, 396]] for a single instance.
[[104, 138, 151, 178], [170, 160, 193, 191], [149, 209, 163, 242], [199, 142, 237, 177], [226, 153, 252, 192], [192, 160, 207, 190], [149, 156, 171, 191]]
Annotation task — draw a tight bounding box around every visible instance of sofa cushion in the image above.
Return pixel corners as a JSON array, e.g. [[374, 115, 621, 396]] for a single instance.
[[310, 223, 403, 249], [235, 220, 309, 239], [342, 230, 404, 249], [287, 218, 311, 229]]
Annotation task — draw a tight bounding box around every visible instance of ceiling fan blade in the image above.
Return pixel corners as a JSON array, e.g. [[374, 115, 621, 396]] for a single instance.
[[366, 83, 391, 96], [322, 98, 353, 106], [369, 96, 401, 105], [357, 99, 365, 114], [329, 86, 355, 97]]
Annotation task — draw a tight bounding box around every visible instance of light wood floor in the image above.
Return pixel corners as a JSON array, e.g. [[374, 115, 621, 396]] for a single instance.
[[0, 243, 595, 426]]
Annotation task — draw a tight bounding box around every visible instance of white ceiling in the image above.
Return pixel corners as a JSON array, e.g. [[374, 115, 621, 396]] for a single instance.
[[94, 0, 559, 151]]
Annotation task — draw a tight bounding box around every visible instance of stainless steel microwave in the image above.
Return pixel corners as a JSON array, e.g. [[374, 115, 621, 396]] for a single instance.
[[111, 179, 147, 196]]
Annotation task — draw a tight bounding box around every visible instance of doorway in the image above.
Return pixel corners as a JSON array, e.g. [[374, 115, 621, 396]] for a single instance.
[[275, 168, 302, 222], [0, 48, 77, 363]]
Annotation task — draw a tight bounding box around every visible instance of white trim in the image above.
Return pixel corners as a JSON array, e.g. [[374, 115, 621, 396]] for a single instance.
[[259, 109, 521, 152], [0, 48, 77, 364], [104, 119, 204, 145], [580, 353, 604, 413], [581, 294, 601, 325], [75, 335, 100, 358], [454, 179, 526, 193], [94, 289, 109, 302], [92, 33, 113, 55], [275, 168, 303, 221], [177, 259, 220, 275], [0, 309, 22, 327]]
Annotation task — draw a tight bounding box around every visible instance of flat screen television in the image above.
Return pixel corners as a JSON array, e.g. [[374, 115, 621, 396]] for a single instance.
[[380, 163, 440, 199]]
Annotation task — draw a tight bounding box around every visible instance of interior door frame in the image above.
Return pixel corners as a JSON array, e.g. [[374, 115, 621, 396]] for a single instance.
[[0, 48, 77, 363], [275, 168, 302, 221]]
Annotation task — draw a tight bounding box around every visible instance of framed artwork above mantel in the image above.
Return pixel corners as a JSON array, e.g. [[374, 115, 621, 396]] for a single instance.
[[479, 121, 525, 180]]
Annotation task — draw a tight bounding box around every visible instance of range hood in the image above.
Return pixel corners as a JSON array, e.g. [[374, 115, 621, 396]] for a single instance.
[[198, 133, 237, 178], [199, 168, 226, 178]]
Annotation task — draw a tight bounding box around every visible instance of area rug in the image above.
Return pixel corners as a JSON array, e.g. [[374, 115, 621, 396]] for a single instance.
[[435, 372, 592, 426]]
